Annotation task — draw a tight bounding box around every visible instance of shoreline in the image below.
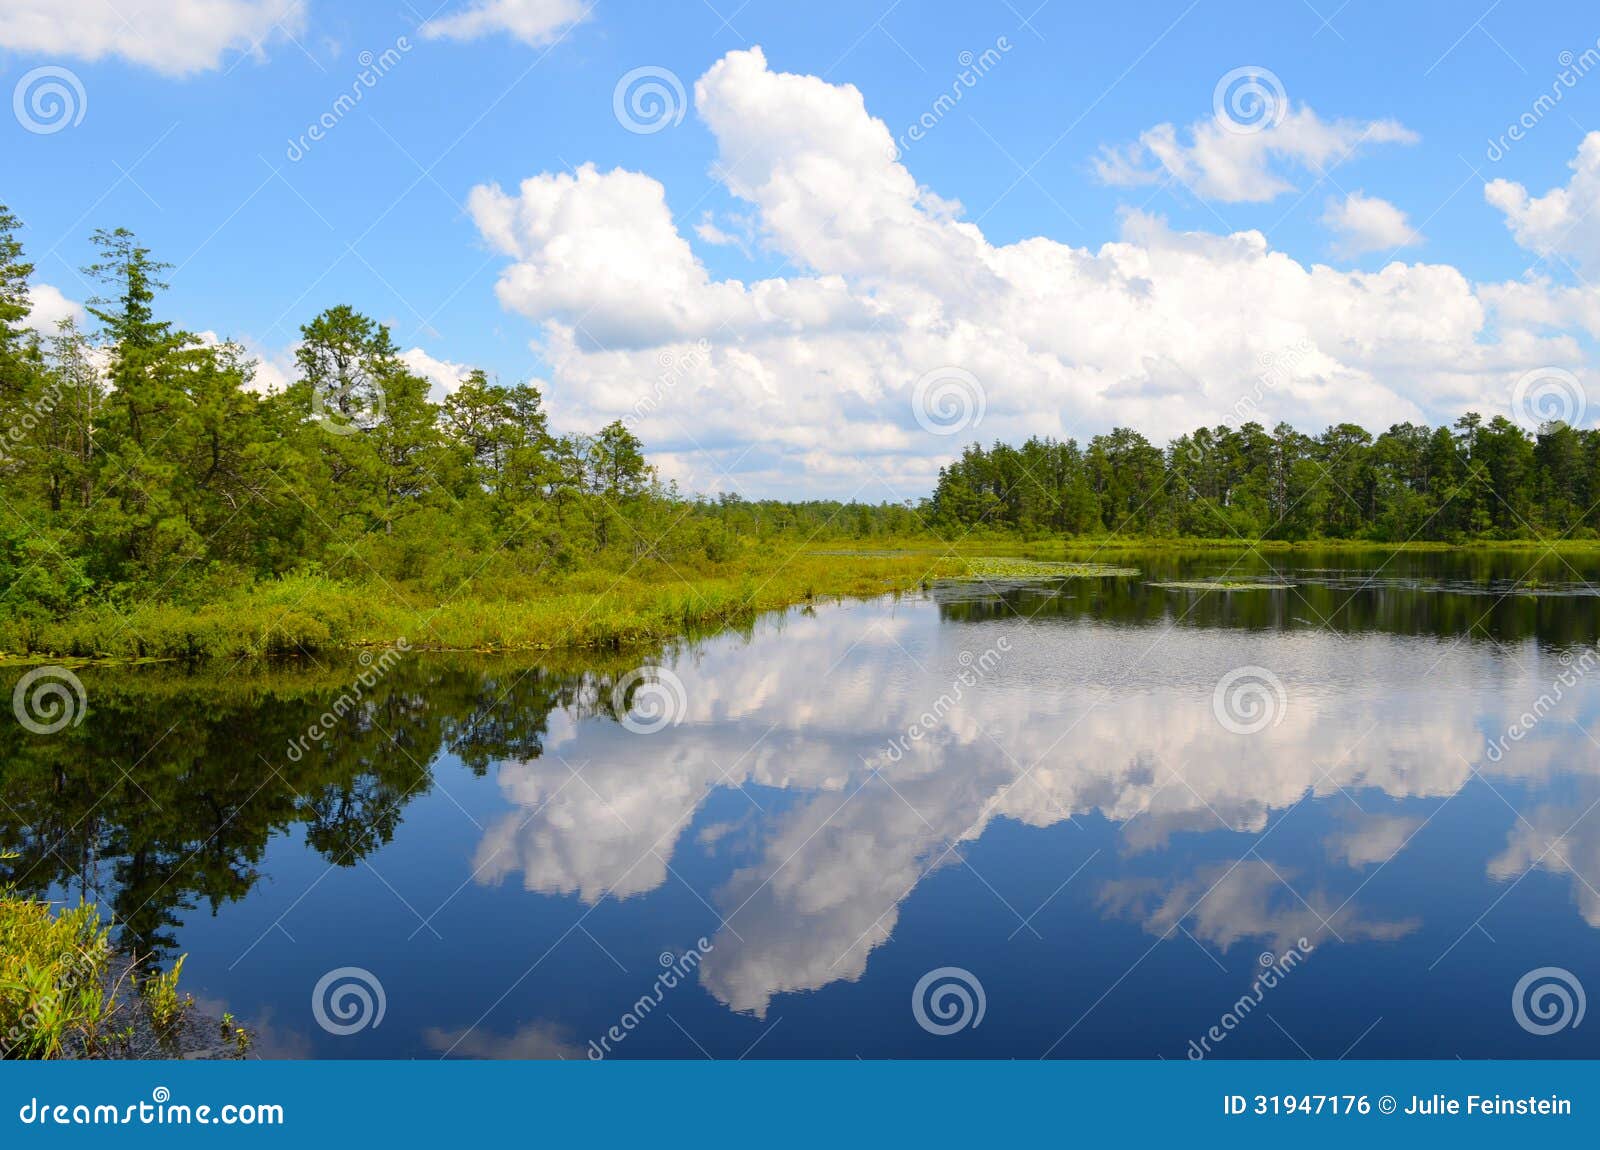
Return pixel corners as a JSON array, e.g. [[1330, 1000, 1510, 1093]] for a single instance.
[[3, 537, 1593, 666]]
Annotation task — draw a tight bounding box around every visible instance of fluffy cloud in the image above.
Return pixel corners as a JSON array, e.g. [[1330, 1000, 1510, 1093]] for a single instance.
[[467, 47, 1589, 499], [420, 0, 588, 46], [22, 283, 84, 336], [400, 346, 473, 400], [1096, 106, 1418, 203], [1322, 191, 1423, 257], [460, 593, 1560, 1016], [0, 0, 305, 76], [1486, 131, 1600, 274]]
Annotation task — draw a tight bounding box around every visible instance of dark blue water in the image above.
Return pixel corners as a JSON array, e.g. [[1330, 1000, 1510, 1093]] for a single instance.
[[6, 549, 1600, 1058]]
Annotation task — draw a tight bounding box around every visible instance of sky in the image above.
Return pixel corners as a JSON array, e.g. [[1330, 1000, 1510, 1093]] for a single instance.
[[6, 0, 1600, 499]]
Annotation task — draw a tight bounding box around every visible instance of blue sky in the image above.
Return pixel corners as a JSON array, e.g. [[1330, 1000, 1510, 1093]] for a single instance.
[[6, 1, 1600, 497]]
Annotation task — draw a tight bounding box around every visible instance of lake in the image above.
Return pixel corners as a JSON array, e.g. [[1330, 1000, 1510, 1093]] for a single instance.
[[5, 548, 1600, 1059]]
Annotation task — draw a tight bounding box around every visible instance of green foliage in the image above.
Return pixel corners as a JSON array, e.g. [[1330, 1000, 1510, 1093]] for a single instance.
[[0, 207, 945, 658], [0, 890, 116, 1059], [2, 204, 1596, 663], [139, 953, 191, 1033], [930, 417, 1600, 543]]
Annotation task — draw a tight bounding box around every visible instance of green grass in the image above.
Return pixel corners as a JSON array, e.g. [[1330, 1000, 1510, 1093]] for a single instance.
[[0, 550, 964, 662], [0, 888, 120, 1059], [9, 529, 1600, 664], [0, 870, 209, 1059]]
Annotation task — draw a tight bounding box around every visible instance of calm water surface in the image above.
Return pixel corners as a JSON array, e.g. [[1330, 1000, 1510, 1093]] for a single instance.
[[6, 549, 1600, 1058]]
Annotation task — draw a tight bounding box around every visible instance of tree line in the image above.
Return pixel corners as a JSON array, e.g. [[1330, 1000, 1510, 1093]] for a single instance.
[[928, 415, 1599, 541], [0, 209, 928, 623], [1, 200, 1593, 632]]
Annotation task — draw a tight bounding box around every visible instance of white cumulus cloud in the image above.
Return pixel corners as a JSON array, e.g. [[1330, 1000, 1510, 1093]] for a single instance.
[[22, 283, 84, 335], [400, 346, 474, 400], [0, 0, 306, 76], [463, 46, 1590, 498], [1096, 105, 1418, 203], [420, 0, 588, 46], [1322, 191, 1423, 256], [1486, 131, 1600, 275]]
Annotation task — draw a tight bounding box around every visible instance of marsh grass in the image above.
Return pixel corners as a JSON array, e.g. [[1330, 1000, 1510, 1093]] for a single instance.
[[0, 854, 206, 1059], [140, 954, 192, 1035], [0, 551, 962, 661], [1149, 580, 1298, 591], [958, 557, 1140, 579], [11, 531, 1597, 665], [0, 887, 120, 1059]]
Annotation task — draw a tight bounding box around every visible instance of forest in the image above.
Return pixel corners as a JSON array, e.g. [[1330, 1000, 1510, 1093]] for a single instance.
[[0, 204, 1593, 657], [928, 418, 1600, 541]]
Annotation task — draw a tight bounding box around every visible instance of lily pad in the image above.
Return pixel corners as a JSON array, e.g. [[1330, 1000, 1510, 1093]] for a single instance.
[[1149, 580, 1297, 591]]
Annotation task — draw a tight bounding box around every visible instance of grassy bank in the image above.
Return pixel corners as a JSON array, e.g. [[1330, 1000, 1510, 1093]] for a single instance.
[[7, 533, 1598, 663], [0, 549, 966, 662]]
